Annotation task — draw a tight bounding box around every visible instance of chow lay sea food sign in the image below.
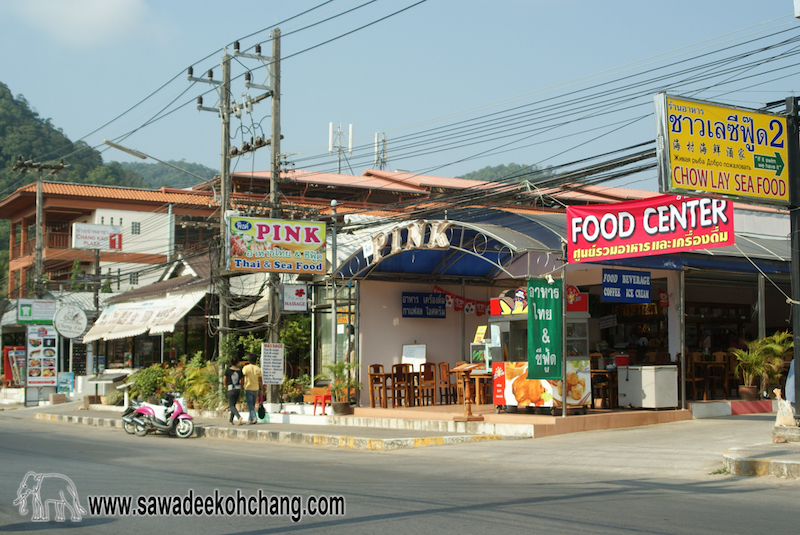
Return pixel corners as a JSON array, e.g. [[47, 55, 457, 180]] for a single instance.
[[228, 217, 326, 275], [567, 194, 734, 263], [655, 93, 789, 205]]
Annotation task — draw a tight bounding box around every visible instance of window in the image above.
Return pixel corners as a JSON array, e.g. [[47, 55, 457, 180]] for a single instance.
[[110, 217, 114, 225], [100, 216, 104, 225], [131, 221, 141, 235], [130, 272, 139, 285]]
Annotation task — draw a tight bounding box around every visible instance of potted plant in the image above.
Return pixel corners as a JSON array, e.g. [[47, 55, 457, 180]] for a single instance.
[[324, 361, 361, 415], [729, 332, 792, 400]]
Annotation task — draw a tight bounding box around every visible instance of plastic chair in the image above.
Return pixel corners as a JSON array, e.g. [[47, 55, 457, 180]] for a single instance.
[[313, 383, 332, 415]]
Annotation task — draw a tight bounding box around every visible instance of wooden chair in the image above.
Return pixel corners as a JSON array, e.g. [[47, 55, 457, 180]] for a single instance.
[[368, 364, 387, 408], [685, 352, 705, 400], [417, 362, 437, 406], [437, 362, 456, 404], [313, 383, 332, 415], [388, 363, 412, 408]]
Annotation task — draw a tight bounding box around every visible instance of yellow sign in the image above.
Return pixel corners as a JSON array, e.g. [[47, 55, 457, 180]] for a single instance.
[[655, 93, 789, 206], [473, 325, 487, 343]]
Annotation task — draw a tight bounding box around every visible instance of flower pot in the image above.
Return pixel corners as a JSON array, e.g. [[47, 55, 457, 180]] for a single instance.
[[331, 401, 352, 415], [738, 385, 758, 401]]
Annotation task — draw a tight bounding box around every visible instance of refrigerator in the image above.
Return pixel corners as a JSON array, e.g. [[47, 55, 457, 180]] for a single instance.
[[617, 365, 678, 408]]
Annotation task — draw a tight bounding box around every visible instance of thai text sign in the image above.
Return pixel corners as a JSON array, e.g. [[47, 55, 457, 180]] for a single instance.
[[602, 269, 651, 303], [655, 93, 789, 205], [228, 217, 325, 274], [527, 279, 562, 380], [72, 223, 123, 250], [401, 292, 446, 318], [567, 194, 734, 263]]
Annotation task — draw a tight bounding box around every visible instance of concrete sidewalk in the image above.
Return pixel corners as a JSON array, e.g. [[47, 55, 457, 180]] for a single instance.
[[28, 401, 513, 451]]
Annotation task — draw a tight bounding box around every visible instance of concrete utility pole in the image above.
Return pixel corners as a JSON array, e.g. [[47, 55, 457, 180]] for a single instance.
[[189, 51, 232, 361], [786, 97, 800, 405], [267, 28, 282, 405], [11, 157, 66, 298]]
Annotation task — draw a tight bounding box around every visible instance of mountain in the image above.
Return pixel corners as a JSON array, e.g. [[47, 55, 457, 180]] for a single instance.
[[459, 162, 551, 183], [0, 82, 153, 297], [118, 160, 216, 189]]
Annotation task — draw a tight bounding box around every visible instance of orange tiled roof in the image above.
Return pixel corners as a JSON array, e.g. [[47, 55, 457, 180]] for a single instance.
[[12, 181, 217, 206]]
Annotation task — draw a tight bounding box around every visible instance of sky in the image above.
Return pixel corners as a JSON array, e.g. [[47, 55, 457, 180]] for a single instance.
[[2, 0, 800, 192]]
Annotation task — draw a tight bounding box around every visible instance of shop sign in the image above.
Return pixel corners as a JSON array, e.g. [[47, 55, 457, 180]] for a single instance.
[[599, 315, 617, 329], [72, 223, 123, 250], [369, 220, 452, 265], [53, 305, 88, 339], [17, 299, 55, 325], [228, 217, 325, 275], [283, 283, 308, 312], [27, 325, 57, 387], [567, 194, 734, 263], [489, 288, 527, 316], [655, 93, 789, 206], [602, 269, 651, 303], [260, 343, 285, 385], [659, 287, 669, 307], [565, 285, 588, 312], [492, 361, 590, 408], [401, 292, 446, 318], [527, 279, 562, 380]]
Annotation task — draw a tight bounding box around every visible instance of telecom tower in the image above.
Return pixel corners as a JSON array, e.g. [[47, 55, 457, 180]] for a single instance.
[[329, 123, 353, 174]]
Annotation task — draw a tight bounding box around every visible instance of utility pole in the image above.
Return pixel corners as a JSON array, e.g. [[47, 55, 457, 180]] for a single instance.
[[786, 97, 800, 405], [11, 157, 66, 298], [267, 28, 282, 405], [189, 51, 232, 362]]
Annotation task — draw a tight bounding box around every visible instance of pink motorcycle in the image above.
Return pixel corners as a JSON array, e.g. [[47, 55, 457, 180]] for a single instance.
[[126, 393, 194, 438]]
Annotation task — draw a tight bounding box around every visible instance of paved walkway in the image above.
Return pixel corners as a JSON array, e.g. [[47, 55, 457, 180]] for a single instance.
[[24, 401, 512, 451]]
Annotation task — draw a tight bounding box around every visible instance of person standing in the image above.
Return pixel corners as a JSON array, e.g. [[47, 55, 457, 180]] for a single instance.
[[242, 353, 263, 424], [223, 360, 244, 425]]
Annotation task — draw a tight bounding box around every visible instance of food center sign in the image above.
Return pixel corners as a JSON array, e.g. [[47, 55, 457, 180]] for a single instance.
[[655, 93, 789, 205], [567, 194, 734, 263], [228, 217, 325, 275]]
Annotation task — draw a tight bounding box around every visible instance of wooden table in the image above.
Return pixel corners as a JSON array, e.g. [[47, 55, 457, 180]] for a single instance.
[[590, 369, 618, 409], [451, 363, 485, 421], [470, 372, 492, 405]]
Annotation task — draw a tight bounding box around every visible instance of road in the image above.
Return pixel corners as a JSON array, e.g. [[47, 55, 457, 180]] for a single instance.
[[0, 408, 797, 534]]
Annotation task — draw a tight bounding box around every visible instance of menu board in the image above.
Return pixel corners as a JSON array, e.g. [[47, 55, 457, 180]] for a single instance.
[[27, 325, 58, 386], [401, 344, 426, 372], [492, 360, 591, 408], [260, 343, 285, 385]]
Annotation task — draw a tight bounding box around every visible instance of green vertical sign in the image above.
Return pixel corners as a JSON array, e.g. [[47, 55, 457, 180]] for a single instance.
[[527, 278, 562, 379]]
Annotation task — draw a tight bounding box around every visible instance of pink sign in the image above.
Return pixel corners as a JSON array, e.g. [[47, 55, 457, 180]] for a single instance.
[[567, 195, 734, 263]]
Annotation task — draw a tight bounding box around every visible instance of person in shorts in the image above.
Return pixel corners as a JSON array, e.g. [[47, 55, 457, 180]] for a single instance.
[[242, 353, 263, 424]]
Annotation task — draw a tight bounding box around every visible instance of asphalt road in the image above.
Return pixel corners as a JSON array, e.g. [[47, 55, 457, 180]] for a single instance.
[[0, 408, 797, 534]]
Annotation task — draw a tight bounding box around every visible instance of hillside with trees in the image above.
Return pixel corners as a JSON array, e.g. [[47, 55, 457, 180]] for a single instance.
[[118, 160, 216, 189], [459, 162, 551, 183]]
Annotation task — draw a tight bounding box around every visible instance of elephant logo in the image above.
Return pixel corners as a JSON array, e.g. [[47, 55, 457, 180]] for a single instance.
[[13, 471, 86, 522]]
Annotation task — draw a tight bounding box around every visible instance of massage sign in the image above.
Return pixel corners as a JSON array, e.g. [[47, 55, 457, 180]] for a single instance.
[[567, 194, 734, 264]]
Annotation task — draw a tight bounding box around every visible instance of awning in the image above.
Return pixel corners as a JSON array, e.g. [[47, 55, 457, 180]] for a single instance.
[[83, 291, 206, 342], [231, 296, 271, 321]]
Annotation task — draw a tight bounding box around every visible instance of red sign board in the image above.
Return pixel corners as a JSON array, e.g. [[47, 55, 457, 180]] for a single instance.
[[567, 195, 734, 263], [565, 285, 588, 312]]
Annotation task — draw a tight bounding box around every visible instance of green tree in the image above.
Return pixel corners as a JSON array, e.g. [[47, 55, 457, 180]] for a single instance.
[[68, 258, 83, 291]]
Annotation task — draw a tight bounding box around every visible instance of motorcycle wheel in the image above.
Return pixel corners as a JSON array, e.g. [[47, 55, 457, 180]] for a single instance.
[[123, 420, 136, 435], [134, 422, 149, 437], [175, 419, 194, 438]]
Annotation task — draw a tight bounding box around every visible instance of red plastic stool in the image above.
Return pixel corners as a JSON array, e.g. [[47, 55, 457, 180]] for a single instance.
[[313, 384, 332, 415]]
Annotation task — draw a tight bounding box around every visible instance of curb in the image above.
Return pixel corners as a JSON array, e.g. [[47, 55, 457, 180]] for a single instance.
[[33, 413, 515, 451], [723, 450, 800, 479]]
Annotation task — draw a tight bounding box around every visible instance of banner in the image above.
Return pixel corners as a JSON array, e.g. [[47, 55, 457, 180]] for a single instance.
[[567, 194, 734, 263], [527, 279, 562, 380], [228, 217, 325, 275]]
